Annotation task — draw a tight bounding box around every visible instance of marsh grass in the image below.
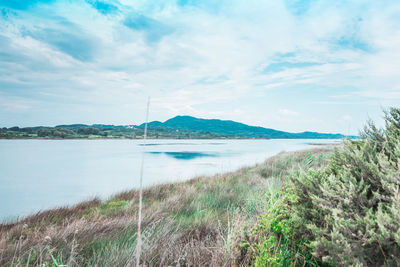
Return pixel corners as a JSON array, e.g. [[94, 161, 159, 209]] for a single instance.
[[0, 147, 332, 266]]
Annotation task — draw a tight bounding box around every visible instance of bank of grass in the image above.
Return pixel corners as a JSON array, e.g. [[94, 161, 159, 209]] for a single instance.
[[0, 147, 333, 266]]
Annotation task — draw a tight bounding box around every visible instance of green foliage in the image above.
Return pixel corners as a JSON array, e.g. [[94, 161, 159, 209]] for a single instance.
[[289, 107, 400, 266], [38, 128, 75, 138], [0, 123, 234, 139], [238, 107, 400, 267], [236, 189, 321, 267], [77, 127, 100, 135]]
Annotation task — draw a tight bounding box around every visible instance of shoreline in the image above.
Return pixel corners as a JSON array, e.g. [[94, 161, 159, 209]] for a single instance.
[[0, 142, 340, 224], [1, 147, 335, 226], [0, 147, 333, 265], [0, 147, 335, 225], [0, 137, 346, 140]]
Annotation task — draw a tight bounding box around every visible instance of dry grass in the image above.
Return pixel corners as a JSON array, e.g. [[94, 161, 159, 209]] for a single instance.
[[0, 147, 332, 266]]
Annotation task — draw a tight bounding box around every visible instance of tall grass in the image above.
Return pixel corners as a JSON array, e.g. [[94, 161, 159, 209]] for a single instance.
[[234, 149, 331, 266]]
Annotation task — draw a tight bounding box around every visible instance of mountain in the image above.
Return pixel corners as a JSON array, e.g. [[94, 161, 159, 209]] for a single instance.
[[142, 115, 352, 139], [1, 115, 354, 139]]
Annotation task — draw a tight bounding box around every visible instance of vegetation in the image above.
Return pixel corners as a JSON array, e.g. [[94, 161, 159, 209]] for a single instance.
[[238, 107, 400, 266], [0, 147, 332, 266], [0, 115, 353, 139], [236, 151, 329, 266], [0, 124, 235, 140]]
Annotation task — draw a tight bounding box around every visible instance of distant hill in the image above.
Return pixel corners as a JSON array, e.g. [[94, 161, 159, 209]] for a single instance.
[[1, 115, 355, 139], [142, 115, 353, 139]]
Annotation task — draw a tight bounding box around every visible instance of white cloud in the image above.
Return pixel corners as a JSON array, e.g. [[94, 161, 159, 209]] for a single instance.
[[341, 115, 352, 122], [278, 109, 300, 117], [0, 0, 399, 133]]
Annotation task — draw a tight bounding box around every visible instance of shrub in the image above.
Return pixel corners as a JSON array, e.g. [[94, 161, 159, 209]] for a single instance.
[[290, 108, 400, 266], [235, 186, 322, 267], [238, 108, 400, 266]]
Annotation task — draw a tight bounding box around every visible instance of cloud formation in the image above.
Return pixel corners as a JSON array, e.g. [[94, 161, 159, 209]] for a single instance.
[[0, 0, 399, 134]]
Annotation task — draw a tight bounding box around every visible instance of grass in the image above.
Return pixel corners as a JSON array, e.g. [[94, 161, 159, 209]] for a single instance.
[[0, 147, 334, 266]]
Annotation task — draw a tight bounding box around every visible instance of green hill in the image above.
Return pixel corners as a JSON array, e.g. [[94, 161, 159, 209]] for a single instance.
[[143, 115, 352, 139], [1, 115, 354, 139]]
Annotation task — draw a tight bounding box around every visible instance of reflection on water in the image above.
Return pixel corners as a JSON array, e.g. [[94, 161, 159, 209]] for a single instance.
[[148, 151, 219, 160], [140, 142, 225, 146]]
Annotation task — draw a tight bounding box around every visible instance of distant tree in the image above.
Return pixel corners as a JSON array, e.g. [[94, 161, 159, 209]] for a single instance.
[[9, 126, 20, 131], [20, 128, 31, 133], [77, 127, 100, 135], [37, 129, 52, 137], [37, 128, 75, 138]]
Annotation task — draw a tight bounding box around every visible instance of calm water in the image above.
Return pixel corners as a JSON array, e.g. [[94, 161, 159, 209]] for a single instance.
[[0, 139, 339, 221]]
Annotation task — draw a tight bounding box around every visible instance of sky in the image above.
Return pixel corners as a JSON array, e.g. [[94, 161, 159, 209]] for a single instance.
[[0, 0, 400, 134]]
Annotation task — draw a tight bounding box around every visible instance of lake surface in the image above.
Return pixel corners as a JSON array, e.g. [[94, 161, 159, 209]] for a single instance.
[[0, 139, 339, 221]]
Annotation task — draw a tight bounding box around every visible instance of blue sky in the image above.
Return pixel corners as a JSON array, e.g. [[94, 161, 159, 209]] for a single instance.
[[1, 0, 400, 134]]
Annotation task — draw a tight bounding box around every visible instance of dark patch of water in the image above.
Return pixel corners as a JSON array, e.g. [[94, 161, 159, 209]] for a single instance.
[[148, 151, 219, 160]]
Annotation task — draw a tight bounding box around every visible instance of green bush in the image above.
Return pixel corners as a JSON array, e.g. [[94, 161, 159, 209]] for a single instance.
[[235, 189, 322, 267], [238, 108, 400, 266], [290, 108, 400, 266]]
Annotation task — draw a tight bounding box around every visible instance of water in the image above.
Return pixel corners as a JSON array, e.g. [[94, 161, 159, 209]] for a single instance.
[[0, 139, 339, 221]]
